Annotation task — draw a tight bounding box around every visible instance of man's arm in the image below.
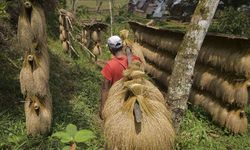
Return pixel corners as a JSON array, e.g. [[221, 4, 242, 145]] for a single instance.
[[100, 78, 112, 120]]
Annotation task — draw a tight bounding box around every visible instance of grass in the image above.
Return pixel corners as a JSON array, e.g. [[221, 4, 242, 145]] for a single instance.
[[0, 5, 250, 149]]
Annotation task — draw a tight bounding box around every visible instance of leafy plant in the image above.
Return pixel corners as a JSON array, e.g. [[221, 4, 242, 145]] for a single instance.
[[210, 7, 250, 36], [0, 1, 9, 19], [52, 124, 95, 150]]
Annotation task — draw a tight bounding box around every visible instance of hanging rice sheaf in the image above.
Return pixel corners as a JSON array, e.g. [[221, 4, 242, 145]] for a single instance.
[[193, 65, 250, 107], [92, 43, 102, 56], [198, 46, 250, 77], [103, 62, 175, 150], [119, 29, 145, 63], [62, 41, 69, 52], [141, 45, 174, 73], [189, 89, 248, 134], [133, 29, 180, 55], [144, 62, 170, 88], [59, 15, 64, 25]]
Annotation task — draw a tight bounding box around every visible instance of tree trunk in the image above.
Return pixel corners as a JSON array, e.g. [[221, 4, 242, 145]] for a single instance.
[[167, 0, 220, 131]]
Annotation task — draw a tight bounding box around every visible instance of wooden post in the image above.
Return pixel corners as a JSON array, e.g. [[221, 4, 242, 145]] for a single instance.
[[109, 0, 113, 36], [167, 0, 220, 131]]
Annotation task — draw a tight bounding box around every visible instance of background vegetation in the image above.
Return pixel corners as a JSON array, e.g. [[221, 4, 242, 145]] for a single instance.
[[0, 0, 249, 149]]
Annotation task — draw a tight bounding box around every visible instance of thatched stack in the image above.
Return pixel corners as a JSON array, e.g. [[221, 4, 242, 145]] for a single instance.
[[18, 0, 52, 136], [129, 21, 250, 134], [59, 9, 70, 52], [103, 62, 175, 150]]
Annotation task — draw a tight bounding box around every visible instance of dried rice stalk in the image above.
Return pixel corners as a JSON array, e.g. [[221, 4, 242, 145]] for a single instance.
[[193, 65, 249, 107], [91, 30, 101, 42], [59, 15, 63, 25], [189, 89, 248, 134], [131, 42, 146, 64], [103, 62, 175, 150], [62, 30, 68, 41], [59, 25, 64, 32], [140, 45, 174, 73], [144, 62, 170, 88], [134, 29, 180, 55], [62, 41, 69, 52], [25, 92, 52, 136], [198, 46, 250, 77], [225, 109, 248, 134], [93, 43, 102, 56]]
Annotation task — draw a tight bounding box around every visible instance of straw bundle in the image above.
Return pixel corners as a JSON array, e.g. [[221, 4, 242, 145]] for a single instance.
[[134, 29, 180, 55], [103, 62, 175, 150], [225, 109, 248, 134], [120, 29, 129, 41], [62, 30, 68, 41], [25, 93, 52, 136], [91, 30, 101, 42], [131, 43, 146, 64], [198, 46, 250, 76], [140, 45, 174, 73], [93, 44, 102, 56], [62, 41, 69, 52], [119, 29, 145, 65], [59, 25, 64, 32], [189, 89, 248, 134], [143, 62, 170, 88], [193, 66, 249, 106], [59, 15, 63, 25]]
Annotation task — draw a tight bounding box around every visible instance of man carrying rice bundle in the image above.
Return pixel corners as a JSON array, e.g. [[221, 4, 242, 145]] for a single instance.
[[100, 35, 175, 150], [100, 35, 141, 119]]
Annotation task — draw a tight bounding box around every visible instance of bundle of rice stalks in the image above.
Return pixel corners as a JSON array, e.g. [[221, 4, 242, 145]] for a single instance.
[[61, 30, 68, 41], [59, 15, 64, 25], [59, 25, 64, 32], [131, 42, 146, 64], [133, 29, 180, 55], [62, 41, 69, 52], [225, 109, 248, 134], [103, 62, 175, 150], [92, 43, 102, 56], [189, 89, 248, 134], [198, 46, 250, 76], [120, 29, 129, 41], [144, 62, 170, 88], [91, 30, 101, 42], [25, 92, 52, 136], [140, 45, 174, 73], [193, 65, 249, 107]]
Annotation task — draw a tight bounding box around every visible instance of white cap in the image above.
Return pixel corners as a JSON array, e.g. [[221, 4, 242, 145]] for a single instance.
[[107, 35, 123, 49]]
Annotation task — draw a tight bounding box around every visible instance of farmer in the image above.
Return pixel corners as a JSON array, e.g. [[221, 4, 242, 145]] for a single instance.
[[99, 35, 140, 119]]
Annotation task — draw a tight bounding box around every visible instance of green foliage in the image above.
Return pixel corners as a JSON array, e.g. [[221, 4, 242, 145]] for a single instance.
[[210, 7, 250, 36], [52, 124, 95, 149], [0, 1, 9, 19]]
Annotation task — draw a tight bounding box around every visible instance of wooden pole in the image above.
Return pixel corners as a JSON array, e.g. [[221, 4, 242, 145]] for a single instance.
[[109, 0, 113, 36]]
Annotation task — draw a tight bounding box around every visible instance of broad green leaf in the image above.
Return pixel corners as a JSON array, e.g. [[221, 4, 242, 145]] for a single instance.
[[62, 146, 71, 150], [52, 131, 72, 143], [74, 130, 95, 143], [66, 124, 78, 137]]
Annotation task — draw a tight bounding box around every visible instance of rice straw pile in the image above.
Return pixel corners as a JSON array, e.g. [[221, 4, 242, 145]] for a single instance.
[[103, 62, 175, 150]]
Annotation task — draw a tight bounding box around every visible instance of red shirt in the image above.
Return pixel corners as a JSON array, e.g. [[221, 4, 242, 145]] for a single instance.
[[101, 55, 140, 85]]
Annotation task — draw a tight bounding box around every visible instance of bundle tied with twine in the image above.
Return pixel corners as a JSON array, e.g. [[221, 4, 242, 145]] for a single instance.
[[120, 29, 146, 64], [103, 62, 175, 150]]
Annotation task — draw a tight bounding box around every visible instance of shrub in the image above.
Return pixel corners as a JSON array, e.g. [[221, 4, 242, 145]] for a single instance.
[[210, 7, 250, 36]]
